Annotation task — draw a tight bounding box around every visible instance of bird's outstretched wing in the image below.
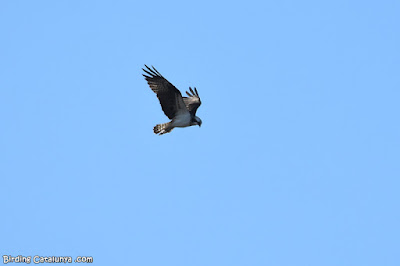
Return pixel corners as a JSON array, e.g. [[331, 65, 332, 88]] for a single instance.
[[142, 65, 187, 119], [183, 87, 201, 116]]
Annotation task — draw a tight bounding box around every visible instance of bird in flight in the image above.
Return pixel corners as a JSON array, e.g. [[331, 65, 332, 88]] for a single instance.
[[142, 65, 202, 135]]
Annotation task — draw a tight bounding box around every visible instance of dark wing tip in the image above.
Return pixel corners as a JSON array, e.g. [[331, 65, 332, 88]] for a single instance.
[[186, 87, 200, 98], [151, 65, 163, 77], [142, 64, 163, 78]]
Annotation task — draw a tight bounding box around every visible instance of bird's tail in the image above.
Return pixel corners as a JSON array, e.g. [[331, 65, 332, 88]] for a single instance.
[[154, 122, 173, 135]]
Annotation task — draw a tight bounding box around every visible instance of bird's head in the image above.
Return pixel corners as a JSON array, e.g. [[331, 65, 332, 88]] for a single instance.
[[192, 116, 202, 127]]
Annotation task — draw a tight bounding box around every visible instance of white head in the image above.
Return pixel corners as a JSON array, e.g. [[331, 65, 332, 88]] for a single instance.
[[191, 116, 202, 127]]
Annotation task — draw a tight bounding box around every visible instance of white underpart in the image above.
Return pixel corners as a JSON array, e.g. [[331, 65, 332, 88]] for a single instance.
[[171, 111, 191, 128]]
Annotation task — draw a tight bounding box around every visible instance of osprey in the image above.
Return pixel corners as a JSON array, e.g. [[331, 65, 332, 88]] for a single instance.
[[142, 65, 202, 135]]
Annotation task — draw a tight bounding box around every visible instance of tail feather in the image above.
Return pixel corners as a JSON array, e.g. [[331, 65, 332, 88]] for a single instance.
[[153, 122, 173, 135]]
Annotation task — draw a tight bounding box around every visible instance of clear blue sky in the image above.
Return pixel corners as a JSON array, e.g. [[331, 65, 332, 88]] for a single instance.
[[1, 1, 399, 265]]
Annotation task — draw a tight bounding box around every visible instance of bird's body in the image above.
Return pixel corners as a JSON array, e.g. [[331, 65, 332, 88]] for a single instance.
[[153, 111, 191, 135], [142, 65, 202, 135]]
